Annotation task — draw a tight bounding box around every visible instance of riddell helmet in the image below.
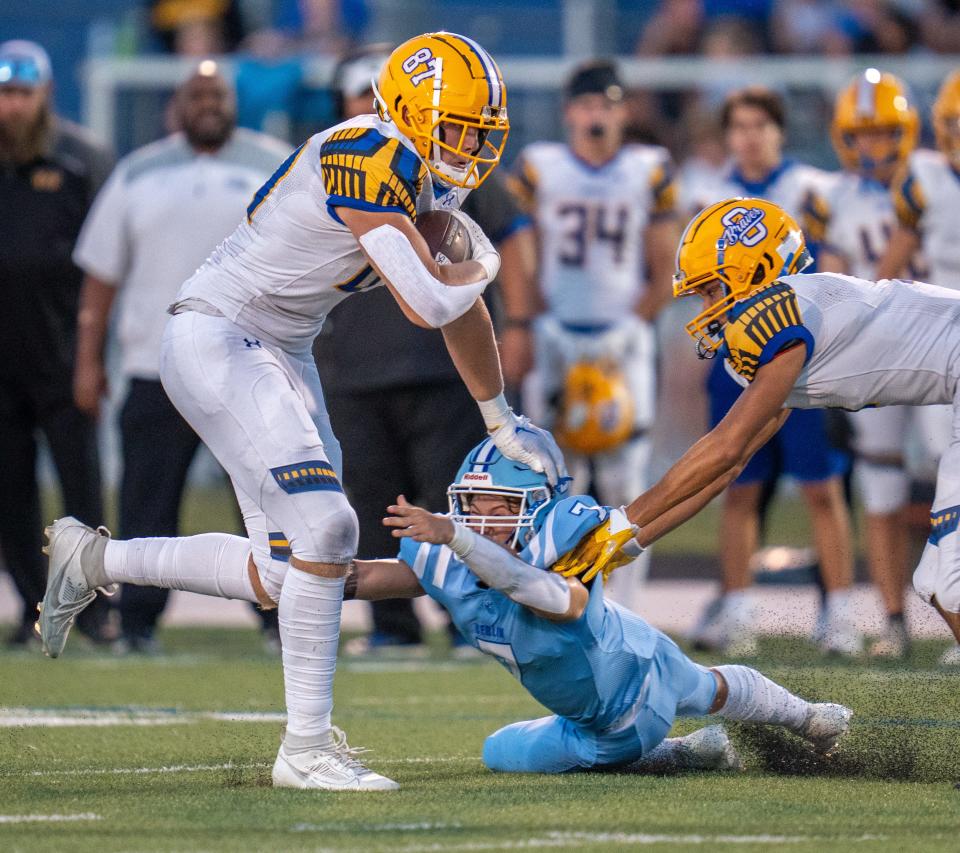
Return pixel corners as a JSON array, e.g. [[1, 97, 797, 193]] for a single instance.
[[555, 359, 633, 456], [374, 32, 509, 189], [448, 438, 567, 548], [673, 198, 812, 357], [831, 68, 918, 178], [933, 71, 960, 169]]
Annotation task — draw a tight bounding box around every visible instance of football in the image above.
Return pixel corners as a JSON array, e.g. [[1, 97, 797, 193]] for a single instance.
[[416, 209, 472, 265]]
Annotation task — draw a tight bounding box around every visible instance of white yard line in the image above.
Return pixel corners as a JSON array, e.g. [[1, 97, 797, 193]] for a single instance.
[[0, 813, 101, 824]]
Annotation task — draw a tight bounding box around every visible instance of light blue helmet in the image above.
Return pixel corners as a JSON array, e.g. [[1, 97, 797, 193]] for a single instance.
[[447, 437, 570, 548]]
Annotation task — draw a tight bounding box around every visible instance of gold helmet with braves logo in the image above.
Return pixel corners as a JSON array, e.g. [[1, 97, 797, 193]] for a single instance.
[[374, 32, 509, 189], [673, 198, 812, 358], [933, 70, 960, 169], [555, 360, 634, 456], [831, 68, 918, 177]]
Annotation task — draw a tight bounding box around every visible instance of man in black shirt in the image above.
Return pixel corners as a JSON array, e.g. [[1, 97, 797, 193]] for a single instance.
[[0, 40, 114, 646], [315, 47, 539, 653]]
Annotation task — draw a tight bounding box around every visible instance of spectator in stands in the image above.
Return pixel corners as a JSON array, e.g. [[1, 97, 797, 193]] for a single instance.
[[0, 40, 114, 647], [72, 64, 291, 653], [150, 0, 249, 55], [919, 1, 960, 53], [314, 45, 538, 656]]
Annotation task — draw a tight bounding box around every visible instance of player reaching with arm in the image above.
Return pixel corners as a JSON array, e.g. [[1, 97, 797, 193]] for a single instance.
[[35, 32, 563, 792], [345, 439, 853, 774], [565, 197, 960, 651]]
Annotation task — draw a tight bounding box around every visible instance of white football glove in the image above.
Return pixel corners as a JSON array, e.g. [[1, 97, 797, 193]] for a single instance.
[[450, 209, 501, 281], [478, 395, 567, 485]]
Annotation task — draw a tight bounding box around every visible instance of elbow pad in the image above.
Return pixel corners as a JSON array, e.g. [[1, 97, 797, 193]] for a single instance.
[[358, 224, 487, 328], [449, 524, 571, 615]]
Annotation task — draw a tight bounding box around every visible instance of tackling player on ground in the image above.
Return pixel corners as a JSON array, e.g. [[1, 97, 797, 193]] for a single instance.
[[365, 438, 851, 773], [568, 197, 960, 652], [36, 32, 564, 792]]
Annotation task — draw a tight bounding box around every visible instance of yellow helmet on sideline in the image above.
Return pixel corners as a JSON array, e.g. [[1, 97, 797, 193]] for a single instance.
[[673, 198, 811, 357], [555, 360, 634, 456], [830, 68, 917, 177], [374, 32, 509, 189], [933, 70, 960, 169]]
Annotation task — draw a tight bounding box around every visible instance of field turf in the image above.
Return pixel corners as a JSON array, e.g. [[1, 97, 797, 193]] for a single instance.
[[1, 628, 958, 853]]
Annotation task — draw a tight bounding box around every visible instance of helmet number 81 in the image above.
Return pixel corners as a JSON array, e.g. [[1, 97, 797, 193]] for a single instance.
[[402, 48, 436, 86]]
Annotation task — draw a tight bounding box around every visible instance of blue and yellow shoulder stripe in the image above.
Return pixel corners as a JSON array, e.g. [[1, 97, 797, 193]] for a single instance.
[[320, 127, 425, 221], [722, 281, 813, 382]]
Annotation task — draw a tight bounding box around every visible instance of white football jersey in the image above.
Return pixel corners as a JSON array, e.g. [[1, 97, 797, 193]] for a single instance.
[[173, 114, 448, 352], [720, 272, 960, 410], [685, 158, 835, 225], [892, 148, 960, 289], [512, 142, 676, 325]]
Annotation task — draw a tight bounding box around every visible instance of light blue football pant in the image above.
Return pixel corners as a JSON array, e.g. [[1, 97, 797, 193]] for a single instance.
[[482, 637, 717, 773]]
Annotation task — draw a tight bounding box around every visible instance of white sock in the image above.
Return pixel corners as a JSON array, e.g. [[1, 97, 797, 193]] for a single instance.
[[826, 588, 852, 616], [713, 664, 809, 732], [102, 534, 256, 602], [278, 567, 344, 746], [630, 736, 701, 772]]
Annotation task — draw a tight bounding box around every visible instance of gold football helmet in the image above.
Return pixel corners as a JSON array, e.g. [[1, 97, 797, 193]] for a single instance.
[[555, 360, 634, 456], [673, 198, 812, 357], [934, 70, 960, 168], [374, 32, 509, 189], [831, 68, 917, 177]]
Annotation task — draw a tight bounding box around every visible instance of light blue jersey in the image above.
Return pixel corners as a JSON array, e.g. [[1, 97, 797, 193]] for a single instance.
[[399, 496, 681, 732]]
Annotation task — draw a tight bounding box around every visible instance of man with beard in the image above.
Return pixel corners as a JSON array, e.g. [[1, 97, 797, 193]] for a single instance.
[[0, 40, 114, 647], [72, 63, 290, 652]]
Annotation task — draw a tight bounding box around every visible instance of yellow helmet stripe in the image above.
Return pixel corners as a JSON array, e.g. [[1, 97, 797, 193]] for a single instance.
[[457, 33, 503, 108], [434, 32, 500, 109], [855, 69, 879, 118]]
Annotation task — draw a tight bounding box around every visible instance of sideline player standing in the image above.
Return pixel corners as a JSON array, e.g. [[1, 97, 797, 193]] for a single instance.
[[37, 32, 563, 792], [877, 70, 960, 666], [512, 60, 679, 611], [817, 69, 935, 659], [686, 87, 858, 657], [72, 64, 292, 654], [566, 198, 960, 657]]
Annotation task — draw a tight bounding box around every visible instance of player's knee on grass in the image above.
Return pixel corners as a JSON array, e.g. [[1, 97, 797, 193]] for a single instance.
[[483, 716, 594, 773]]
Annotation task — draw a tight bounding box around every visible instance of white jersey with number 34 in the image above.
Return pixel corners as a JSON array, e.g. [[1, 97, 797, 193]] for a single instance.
[[512, 142, 676, 325]]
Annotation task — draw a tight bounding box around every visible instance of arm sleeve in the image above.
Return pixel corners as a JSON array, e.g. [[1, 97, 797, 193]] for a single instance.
[[723, 283, 813, 382], [890, 162, 925, 231], [72, 165, 130, 285], [320, 129, 424, 221], [449, 524, 572, 615]]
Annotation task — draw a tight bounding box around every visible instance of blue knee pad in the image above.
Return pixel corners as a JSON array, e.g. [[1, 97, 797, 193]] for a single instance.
[[483, 715, 596, 773]]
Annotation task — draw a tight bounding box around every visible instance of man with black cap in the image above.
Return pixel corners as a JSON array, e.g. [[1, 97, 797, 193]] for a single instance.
[[511, 59, 679, 612], [315, 45, 540, 655], [0, 40, 114, 646]]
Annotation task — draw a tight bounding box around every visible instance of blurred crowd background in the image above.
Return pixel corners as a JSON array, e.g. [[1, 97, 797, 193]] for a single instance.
[[3, 0, 960, 656]]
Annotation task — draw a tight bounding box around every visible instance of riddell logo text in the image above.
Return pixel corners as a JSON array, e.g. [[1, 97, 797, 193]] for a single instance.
[[462, 474, 492, 482]]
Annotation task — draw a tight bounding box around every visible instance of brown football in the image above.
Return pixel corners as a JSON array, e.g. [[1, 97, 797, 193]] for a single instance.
[[416, 209, 472, 265]]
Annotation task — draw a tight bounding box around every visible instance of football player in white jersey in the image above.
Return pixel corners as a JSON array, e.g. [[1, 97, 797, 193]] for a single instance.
[[817, 69, 939, 659], [876, 70, 960, 666], [511, 60, 680, 611], [561, 198, 960, 657], [35, 32, 565, 792], [685, 87, 858, 657]]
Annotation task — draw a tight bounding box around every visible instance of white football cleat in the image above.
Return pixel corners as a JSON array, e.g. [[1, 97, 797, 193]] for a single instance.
[[272, 726, 399, 791], [937, 644, 960, 667], [678, 725, 744, 771], [36, 517, 113, 658], [799, 703, 853, 756]]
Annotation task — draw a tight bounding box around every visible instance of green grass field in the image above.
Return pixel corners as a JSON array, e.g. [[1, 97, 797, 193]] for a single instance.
[[2, 628, 958, 853]]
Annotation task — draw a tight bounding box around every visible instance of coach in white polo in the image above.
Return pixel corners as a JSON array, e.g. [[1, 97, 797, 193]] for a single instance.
[[72, 62, 290, 652]]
